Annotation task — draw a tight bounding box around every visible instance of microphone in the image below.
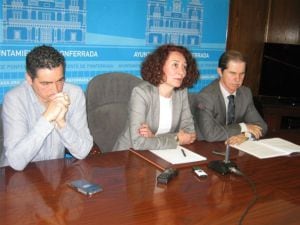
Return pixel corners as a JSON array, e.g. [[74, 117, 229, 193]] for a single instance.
[[198, 103, 240, 175]]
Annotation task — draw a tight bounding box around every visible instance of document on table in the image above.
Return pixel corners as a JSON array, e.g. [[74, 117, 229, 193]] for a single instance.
[[150, 146, 207, 164], [231, 137, 300, 159]]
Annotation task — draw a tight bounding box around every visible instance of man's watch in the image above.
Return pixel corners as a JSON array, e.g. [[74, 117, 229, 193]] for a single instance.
[[244, 132, 252, 140]]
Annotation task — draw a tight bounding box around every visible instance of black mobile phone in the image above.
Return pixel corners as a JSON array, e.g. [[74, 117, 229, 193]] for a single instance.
[[157, 168, 178, 184], [69, 179, 103, 196]]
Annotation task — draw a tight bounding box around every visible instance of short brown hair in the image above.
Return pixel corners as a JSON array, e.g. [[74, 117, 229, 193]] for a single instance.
[[26, 45, 65, 80], [218, 50, 247, 72], [141, 44, 199, 89]]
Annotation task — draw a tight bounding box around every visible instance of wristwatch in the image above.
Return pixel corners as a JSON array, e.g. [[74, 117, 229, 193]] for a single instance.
[[244, 132, 252, 140], [174, 134, 179, 145]]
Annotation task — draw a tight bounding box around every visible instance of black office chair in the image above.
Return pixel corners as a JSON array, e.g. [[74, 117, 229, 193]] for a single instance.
[[86, 72, 143, 153]]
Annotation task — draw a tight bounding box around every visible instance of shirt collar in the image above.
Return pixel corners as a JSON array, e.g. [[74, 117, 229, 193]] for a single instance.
[[219, 81, 236, 99]]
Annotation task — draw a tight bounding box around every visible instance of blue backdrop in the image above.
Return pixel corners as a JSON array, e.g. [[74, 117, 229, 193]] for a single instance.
[[0, 0, 229, 103]]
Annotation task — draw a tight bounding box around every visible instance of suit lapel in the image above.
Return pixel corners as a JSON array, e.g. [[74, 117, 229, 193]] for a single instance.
[[214, 81, 227, 124], [171, 91, 180, 131], [151, 86, 160, 133], [234, 89, 242, 122]]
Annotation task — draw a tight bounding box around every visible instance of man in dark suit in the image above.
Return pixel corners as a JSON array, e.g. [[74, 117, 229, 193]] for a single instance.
[[194, 50, 267, 145]]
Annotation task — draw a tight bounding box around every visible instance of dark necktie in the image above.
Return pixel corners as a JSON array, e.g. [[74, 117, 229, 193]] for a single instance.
[[227, 95, 235, 125]]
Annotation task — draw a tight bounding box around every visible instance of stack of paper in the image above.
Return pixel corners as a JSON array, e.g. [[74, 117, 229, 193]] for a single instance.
[[231, 138, 300, 159]]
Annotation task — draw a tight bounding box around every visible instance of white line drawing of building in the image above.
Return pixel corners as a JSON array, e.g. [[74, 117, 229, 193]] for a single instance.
[[2, 0, 86, 44], [146, 0, 203, 46]]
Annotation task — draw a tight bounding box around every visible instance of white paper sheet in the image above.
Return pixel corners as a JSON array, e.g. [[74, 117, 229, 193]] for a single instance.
[[150, 146, 207, 164]]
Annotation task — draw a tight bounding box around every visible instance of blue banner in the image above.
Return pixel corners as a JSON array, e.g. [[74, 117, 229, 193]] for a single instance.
[[0, 0, 229, 103]]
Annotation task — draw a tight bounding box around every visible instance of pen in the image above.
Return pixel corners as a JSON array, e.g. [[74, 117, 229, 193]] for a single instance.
[[181, 148, 186, 157]]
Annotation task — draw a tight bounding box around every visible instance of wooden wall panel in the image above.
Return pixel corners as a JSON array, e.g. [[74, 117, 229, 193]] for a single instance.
[[266, 0, 300, 44], [226, 0, 300, 95], [226, 0, 269, 95]]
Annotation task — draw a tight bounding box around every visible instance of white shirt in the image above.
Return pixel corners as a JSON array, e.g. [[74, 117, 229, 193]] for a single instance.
[[156, 95, 172, 135], [1, 81, 93, 170]]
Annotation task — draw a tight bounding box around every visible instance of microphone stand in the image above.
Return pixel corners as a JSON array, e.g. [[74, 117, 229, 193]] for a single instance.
[[208, 143, 237, 175], [198, 104, 238, 175]]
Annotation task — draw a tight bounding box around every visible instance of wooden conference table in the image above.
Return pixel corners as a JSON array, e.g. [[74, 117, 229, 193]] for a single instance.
[[0, 140, 300, 225]]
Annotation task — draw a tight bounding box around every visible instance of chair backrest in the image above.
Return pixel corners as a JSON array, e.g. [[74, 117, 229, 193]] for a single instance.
[[86, 72, 143, 153]]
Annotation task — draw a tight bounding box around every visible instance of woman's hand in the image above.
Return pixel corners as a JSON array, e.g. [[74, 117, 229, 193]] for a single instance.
[[177, 130, 196, 145], [138, 123, 154, 138]]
